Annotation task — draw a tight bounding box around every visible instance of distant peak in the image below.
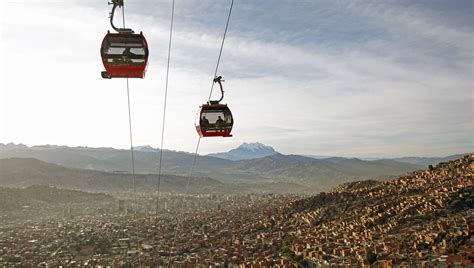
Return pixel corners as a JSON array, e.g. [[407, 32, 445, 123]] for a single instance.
[[238, 142, 275, 151], [208, 142, 278, 161]]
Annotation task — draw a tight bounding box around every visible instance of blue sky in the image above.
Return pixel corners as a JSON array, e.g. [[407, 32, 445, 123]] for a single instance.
[[0, 0, 472, 157]]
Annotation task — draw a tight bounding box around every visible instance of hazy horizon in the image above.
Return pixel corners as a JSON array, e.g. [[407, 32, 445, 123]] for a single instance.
[[0, 140, 470, 159]]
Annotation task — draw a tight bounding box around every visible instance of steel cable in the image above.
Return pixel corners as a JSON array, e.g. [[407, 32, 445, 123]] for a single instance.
[[208, 0, 234, 102], [121, 3, 141, 265], [155, 0, 176, 218], [166, 1, 234, 266]]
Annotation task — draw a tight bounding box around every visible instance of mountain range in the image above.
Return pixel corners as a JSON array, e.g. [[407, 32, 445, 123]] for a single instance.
[[0, 157, 222, 193], [0, 158, 308, 194], [0, 142, 468, 192]]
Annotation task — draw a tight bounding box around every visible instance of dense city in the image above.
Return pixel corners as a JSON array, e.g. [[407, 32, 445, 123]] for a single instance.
[[0, 154, 472, 267]]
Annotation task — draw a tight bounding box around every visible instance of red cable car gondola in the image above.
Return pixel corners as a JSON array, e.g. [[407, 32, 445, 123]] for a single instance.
[[196, 76, 234, 137], [100, 0, 149, 79]]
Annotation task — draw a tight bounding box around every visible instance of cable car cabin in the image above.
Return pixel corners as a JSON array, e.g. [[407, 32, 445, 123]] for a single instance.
[[100, 31, 149, 79], [196, 104, 233, 137]]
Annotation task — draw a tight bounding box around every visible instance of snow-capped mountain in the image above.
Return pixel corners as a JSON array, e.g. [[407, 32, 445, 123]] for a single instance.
[[208, 142, 278, 161]]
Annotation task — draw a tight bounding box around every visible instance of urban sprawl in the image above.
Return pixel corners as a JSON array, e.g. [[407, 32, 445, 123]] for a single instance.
[[0, 154, 472, 267]]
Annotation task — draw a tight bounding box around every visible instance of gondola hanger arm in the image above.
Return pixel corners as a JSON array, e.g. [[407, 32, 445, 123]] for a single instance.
[[210, 76, 225, 104], [108, 0, 133, 33]]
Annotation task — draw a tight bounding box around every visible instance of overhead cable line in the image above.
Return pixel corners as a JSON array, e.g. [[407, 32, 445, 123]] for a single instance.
[[121, 3, 140, 263], [155, 0, 176, 217], [166, 1, 234, 266], [208, 0, 234, 102], [187, 0, 234, 192]]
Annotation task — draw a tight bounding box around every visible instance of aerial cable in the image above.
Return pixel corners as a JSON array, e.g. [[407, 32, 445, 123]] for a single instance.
[[125, 70, 142, 267], [155, 0, 176, 217], [120, 0, 137, 219], [185, 0, 234, 207], [166, 0, 234, 266], [190, 0, 234, 189], [208, 0, 234, 102], [119, 1, 140, 261], [121, 2, 125, 31], [125, 79, 138, 216], [120, 1, 138, 218], [166, 137, 201, 268], [192, 0, 234, 184]]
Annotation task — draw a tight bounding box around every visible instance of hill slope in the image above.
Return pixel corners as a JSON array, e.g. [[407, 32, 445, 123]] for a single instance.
[[226, 154, 423, 190], [280, 153, 473, 265], [0, 158, 311, 194], [392, 154, 467, 167], [0, 158, 223, 193]]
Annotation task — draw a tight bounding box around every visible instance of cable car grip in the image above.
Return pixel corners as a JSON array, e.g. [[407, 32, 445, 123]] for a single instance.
[[209, 76, 225, 104], [108, 0, 133, 33]]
